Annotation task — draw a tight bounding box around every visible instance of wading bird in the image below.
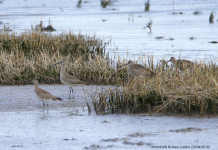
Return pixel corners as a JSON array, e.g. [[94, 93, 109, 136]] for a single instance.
[[28, 79, 62, 113], [53, 61, 88, 99]]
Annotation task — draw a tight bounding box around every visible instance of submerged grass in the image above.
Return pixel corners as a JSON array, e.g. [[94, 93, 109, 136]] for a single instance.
[[1, 30, 218, 116], [209, 12, 215, 24], [144, 0, 150, 12], [101, 0, 113, 8]]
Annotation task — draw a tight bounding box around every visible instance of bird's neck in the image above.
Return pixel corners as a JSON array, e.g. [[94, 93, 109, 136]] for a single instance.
[[172, 59, 177, 64], [34, 81, 39, 91], [60, 64, 67, 76]]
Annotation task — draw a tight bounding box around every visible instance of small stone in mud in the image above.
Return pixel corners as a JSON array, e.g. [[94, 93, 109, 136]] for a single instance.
[[11, 145, 23, 147], [155, 36, 164, 39], [193, 11, 202, 14], [189, 37, 196, 40], [167, 37, 174, 40], [102, 137, 129, 142], [102, 120, 109, 123], [121, 137, 129, 141], [68, 113, 82, 116], [102, 138, 120, 142], [128, 132, 155, 137], [32, 142, 43, 145], [137, 141, 145, 146], [123, 141, 135, 145], [63, 139, 70, 141], [105, 144, 114, 148], [169, 127, 203, 133], [63, 138, 76, 141], [209, 41, 218, 44], [145, 142, 153, 146], [84, 144, 101, 149]]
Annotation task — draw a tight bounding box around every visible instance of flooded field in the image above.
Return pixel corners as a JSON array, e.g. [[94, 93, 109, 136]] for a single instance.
[[1, 0, 218, 149], [0, 0, 218, 62], [0, 84, 117, 112]]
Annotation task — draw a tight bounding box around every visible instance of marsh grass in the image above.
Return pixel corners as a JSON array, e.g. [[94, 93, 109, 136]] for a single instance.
[[90, 58, 218, 116], [0, 30, 106, 84], [209, 12, 215, 24], [32, 20, 56, 32], [144, 0, 150, 12], [1, 30, 218, 116], [193, 10, 202, 15], [77, 0, 82, 8], [101, 0, 113, 8], [143, 19, 152, 32]]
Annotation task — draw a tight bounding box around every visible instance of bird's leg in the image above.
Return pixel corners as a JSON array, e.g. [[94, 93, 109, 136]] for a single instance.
[[68, 87, 71, 99], [47, 103, 49, 114], [71, 88, 74, 99], [43, 102, 45, 112]]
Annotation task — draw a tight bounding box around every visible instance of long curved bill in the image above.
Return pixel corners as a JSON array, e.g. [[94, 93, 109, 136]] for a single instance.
[[53, 61, 64, 67], [119, 63, 128, 68]]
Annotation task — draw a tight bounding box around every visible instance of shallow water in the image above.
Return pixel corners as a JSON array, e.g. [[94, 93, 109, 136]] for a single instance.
[[1, 1, 218, 149], [0, 85, 218, 149], [0, 0, 218, 63], [0, 84, 117, 112], [1, 107, 218, 149]]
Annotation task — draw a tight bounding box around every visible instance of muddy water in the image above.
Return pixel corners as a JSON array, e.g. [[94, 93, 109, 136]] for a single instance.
[[0, 107, 217, 149], [0, 0, 218, 63], [0, 85, 217, 149], [0, 84, 117, 112], [1, 0, 218, 149]]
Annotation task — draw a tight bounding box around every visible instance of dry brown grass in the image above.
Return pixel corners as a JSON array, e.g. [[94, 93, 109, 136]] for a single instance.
[[89, 57, 218, 116], [1, 30, 218, 116], [0, 30, 107, 84]]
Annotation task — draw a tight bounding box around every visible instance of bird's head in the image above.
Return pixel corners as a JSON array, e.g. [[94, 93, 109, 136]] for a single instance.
[[119, 60, 135, 68], [168, 57, 176, 63]]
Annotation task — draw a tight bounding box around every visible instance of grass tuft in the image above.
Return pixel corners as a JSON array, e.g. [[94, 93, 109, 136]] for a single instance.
[[144, 0, 150, 12], [89, 57, 218, 116]]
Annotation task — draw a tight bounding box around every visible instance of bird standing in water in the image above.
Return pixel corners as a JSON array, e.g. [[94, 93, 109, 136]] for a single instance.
[[53, 61, 88, 99], [28, 79, 62, 113]]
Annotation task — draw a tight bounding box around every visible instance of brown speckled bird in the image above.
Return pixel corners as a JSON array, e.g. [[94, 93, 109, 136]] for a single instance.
[[168, 57, 194, 71], [53, 61, 88, 99], [29, 79, 62, 113], [120, 60, 155, 77]]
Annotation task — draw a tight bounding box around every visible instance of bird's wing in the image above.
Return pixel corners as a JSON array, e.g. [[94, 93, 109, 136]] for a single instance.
[[64, 72, 86, 85], [132, 64, 146, 69], [132, 64, 155, 76], [36, 88, 53, 99], [37, 88, 61, 101], [178, 60, 194, 67]]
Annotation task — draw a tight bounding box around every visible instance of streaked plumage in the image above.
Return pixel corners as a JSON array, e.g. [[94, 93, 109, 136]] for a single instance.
[[168, 57, 194, 71], [30, 79, 62, 113], [120, 60, 155, 77], [53, 61, 88, 99]]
